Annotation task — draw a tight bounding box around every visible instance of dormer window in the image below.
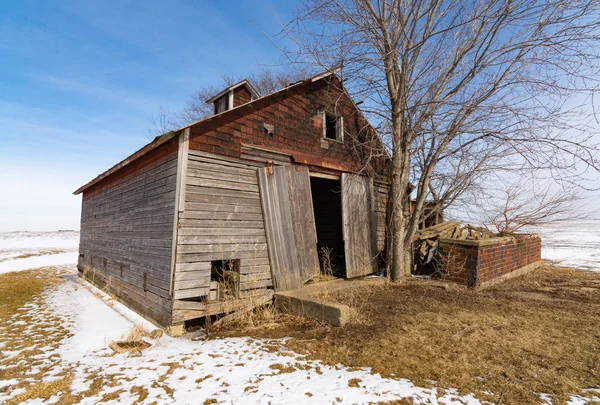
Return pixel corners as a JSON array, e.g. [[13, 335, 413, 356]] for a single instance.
[[215, 94, 230, 114], [323, 112, 343, 141], [207, 80, 259, 115]]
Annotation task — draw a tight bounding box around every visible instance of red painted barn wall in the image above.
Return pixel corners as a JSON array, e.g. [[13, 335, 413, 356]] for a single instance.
[[188, 78, 389, 176], [232, 86, 253, 107]]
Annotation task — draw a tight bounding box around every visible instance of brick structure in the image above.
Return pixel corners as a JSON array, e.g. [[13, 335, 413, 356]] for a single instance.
[[187, 76, 388, 175], [437, 234, 542, 288]]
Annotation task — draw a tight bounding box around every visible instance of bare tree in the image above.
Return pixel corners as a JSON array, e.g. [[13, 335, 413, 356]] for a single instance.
[[148, 105, 179, 138], [284, 0, 600, 280], [472, 177, 584, 235]]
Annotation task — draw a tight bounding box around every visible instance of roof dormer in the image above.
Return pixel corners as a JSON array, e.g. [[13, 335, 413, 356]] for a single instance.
[[206, 80, 259, 115]]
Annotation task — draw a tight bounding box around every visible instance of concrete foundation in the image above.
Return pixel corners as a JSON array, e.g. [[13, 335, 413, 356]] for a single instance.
[[274, 277, 385, 326]]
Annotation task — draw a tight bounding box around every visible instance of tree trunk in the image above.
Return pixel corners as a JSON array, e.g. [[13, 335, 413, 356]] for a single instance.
[[388, 118, 411, 281]]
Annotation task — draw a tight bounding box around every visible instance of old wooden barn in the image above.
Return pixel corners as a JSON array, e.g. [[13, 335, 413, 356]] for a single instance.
[[74, 71, 390, 332]]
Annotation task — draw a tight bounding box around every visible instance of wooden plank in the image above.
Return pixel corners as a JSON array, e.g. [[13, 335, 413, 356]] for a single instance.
[[174, 271, 210, 282], [186, 177, 258, 192], [185, 187, 260, 201], [185, 193, 261, 206], [175, 262, 211, 272], [177, 235, 267, 245], [183, 202, 262, 214], [178, 219, 265, 228], [187, 168, 258, 185], [178, 228, 265, 236], [239, 271, 272, 281], [287, 166, 320, 282], [175, 278, 210, 290], [180, 211, 263, 221], [187, 160, 257, 177], [341, 173, 377, 278], [173, 287, 209, 300], [239, 279, 272, 290], [239, 264, 271, 274], [177, 243, 267, 254], [177, 250, 269, 263]]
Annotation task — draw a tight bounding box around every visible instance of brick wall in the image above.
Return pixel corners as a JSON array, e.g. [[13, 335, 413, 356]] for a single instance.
[[188, 77, 389, 176], [437, 234, 542, 288], [232, 86, 253, 107]]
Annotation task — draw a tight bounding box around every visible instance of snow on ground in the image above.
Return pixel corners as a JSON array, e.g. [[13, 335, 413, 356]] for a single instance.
[[0, 231, 79, 274], [0, 252, 79, 274], [1, 272, 488, 405], [528, 220, 600, 271], [0, 231, 79, 250]]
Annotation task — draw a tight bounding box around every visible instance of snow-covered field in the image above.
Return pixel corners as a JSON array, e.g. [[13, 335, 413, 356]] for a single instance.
[[528, 220, 600, 271], [0, 225, 599, 404], [0, 231, 79, 274]]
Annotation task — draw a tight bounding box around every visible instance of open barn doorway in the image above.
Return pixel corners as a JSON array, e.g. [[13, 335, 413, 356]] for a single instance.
[[309, 175, 346, 278]]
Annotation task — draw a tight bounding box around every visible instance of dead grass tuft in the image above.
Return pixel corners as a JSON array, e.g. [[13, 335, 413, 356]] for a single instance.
[[130, 385, 149, 404], [108, 324, 163, 355], [269, 363, 297, 374], [0, 249, 67, 262]]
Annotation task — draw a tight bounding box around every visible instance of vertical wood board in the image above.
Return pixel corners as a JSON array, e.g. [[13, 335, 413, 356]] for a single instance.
[[342, 173, 377, 278]]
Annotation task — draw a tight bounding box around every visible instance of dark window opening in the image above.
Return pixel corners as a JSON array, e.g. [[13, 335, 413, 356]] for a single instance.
[[325, 113, 340, 140], [310, 176, 346, 277], [210, 259, 240, 299], [215, 96, 229, 114]]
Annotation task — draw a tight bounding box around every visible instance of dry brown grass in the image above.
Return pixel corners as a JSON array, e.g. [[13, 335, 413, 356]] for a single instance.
[[216, 264, 600, 404], [0, 249, 67, 263], [0, 268, 114, 405], [108, 323, 164, 355], [0, 268, 145, 404]]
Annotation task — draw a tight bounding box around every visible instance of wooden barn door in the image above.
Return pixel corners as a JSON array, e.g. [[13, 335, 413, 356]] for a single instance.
[[341, 173, 377, 278], [258, 165, 320, 291]]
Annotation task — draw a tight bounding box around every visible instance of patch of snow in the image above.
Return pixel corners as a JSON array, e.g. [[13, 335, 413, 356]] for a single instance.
[[567, 395, 600, 405], [0, 379, 19, 389], [527, 220, 600, 271], [0, 252, 78, 274]]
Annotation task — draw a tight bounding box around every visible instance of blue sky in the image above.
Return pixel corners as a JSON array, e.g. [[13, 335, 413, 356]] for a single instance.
[[0, 0, 295, 231]]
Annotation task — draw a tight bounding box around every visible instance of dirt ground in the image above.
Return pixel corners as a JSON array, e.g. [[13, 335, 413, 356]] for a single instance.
[[215, 263, 600, 404]]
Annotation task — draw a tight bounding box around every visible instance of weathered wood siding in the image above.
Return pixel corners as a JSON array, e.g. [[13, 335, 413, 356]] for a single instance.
[[78, 142, 178, 327], [172, 150, 275, 323], [258, 165, 320, 291], [342, 173, 378, 278]]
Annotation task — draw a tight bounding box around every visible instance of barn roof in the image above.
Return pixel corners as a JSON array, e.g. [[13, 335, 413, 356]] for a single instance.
[[73, 69, 379, 195]]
